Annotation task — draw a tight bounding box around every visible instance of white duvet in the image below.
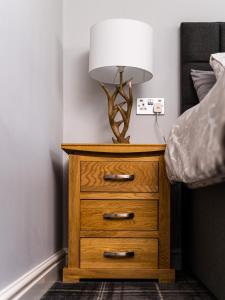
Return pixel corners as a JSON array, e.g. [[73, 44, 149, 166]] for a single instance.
[[165, 71, 225, 188]]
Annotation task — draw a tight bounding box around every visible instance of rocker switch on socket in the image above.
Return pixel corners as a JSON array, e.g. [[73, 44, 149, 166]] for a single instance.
[[137, 98, 165, 115]]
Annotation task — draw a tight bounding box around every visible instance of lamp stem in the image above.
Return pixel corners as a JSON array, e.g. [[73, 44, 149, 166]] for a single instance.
[[99, 69, 133, 144], [119, 69, 123, 88]]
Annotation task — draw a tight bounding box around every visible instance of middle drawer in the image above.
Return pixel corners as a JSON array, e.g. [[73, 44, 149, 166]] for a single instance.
[[81, 200, 158, 231]]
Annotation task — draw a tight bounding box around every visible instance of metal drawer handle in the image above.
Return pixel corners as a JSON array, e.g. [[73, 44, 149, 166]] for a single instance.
[[103, 251, 134, 258], [103, 212, 134, 220], [103, 174, 135, 181]]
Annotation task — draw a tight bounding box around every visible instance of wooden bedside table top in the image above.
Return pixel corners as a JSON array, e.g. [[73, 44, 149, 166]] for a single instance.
[[61, 144, 166, 154]]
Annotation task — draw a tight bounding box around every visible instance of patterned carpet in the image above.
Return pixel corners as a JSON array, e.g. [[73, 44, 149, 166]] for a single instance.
[[41, 272, 216, 300]]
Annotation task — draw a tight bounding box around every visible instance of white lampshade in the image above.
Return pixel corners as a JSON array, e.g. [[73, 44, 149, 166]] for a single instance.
[[89, 18, 153, 85]]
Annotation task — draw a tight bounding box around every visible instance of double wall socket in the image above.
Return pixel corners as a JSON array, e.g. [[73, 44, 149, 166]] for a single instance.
[[137, 98, 165, 115]]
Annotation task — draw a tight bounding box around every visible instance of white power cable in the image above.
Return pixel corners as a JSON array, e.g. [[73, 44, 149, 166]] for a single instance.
[[155, 113, 167, 143]]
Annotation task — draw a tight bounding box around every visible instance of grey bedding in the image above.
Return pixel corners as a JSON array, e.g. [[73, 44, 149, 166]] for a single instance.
[[165, 71, 225, 188]]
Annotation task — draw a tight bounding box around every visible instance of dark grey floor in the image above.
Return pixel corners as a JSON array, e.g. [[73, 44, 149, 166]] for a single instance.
[[41, 272, 216, 300]]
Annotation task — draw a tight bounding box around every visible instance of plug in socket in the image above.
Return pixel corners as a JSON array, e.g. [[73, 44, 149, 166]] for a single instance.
[[137, 98, 165, 115]]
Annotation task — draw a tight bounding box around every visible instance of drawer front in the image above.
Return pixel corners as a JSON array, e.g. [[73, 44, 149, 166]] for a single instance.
[[80, 161, 158, 192], [80, 238, 158, 269], [81, 200, 158, 231]]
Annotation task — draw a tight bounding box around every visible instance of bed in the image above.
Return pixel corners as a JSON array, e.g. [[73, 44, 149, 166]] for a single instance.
[[166, 22, 225, 300]]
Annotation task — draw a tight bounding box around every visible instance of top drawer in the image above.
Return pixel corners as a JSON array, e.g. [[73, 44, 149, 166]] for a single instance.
[[80, 161, 158, 193]]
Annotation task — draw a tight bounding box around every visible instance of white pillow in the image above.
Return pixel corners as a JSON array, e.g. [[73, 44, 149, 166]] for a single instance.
[[210, 52, 225, 79]]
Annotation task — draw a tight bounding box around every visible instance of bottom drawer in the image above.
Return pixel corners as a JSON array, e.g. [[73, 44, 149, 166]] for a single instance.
[[80, 238, 158, 269]]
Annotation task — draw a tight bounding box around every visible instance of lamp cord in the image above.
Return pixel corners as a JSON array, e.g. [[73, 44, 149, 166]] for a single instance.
[[155, 113, 167, 144]]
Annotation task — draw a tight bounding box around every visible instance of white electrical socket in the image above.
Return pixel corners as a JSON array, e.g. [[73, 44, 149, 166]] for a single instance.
[[137, 98, 165, 115]]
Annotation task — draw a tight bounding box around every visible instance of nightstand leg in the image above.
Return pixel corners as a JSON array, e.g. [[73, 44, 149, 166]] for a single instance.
[[159, 278, 174, 283], [64, 278, 80, 283], [158, 271, 175, 283], [63, 273, 80, 283]]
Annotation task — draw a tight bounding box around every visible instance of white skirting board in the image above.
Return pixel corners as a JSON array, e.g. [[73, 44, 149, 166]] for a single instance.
[[0, 249, 65, 300]]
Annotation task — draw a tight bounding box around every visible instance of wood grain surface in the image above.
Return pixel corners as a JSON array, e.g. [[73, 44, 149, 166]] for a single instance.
[[80, 161, 159, 193], [80, 230, 159, 238], [81, 199, 158, 231], [62, 144, 174, 282], [62, 144, 166, 154], [80, 192, 160, 200], [68, 155, 80, 268], [63, 267, 175, 282], [80, 238, 158, 269]]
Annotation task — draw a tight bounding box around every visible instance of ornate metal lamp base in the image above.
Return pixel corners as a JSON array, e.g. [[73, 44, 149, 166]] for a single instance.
[[99, 70, 133, 144]]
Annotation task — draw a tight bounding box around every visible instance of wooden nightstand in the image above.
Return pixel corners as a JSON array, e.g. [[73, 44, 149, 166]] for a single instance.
[[62, 144, 175, 283]]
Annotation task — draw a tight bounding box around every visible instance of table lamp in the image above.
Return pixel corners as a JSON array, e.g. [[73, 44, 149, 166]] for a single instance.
[[89, 18, 153, 143]]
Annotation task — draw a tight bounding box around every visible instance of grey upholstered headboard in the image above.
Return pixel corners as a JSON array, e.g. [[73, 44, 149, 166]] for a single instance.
[[180, 23, 225, 300], [181, 22, 225, 113]]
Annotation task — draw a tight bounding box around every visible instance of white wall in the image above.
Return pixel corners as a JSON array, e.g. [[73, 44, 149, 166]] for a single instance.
[[63, 0, 225, 144], [0, 0, 63, 291]]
